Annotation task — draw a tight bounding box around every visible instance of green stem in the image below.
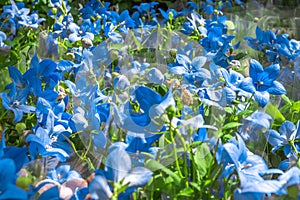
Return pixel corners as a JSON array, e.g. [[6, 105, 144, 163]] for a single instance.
[[169, 122, 184, 179], [174, 128, 189, 187], [245, 93, 254, 110], [0, 110, 9, 121], [82, 133, 93, 159]]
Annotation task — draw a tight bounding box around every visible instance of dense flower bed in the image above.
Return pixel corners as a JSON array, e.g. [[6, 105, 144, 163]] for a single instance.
[[0, 0, 300, 199]]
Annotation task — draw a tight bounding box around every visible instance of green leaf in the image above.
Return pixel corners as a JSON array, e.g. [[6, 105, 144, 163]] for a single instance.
[[145, 160, 181, 185], [287, 185, 300, 199], [236, 65, 248, 73], [3, 40, 15, 47], [281, 94, 292, 106], [224, 106, 234, 114], [266, 103, 285, 123], [237, 109, 253, 117], [194, 143, 213, 179], [234, 52, 248, 60], [225, 20, 235, 30], [292, 101, 300, 113], [176, 187, 194, 197], [190, 182, 201, 191], [222, 122, 242, 130]]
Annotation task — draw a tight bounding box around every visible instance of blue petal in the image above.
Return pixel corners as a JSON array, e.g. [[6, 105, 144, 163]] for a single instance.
[[134, 86, 162, 112], [4, 146, 28, 172], [123, 166, 153, 187], [279, 121, 296, 140], [39, 59, 57, 76], [254, 91, 270, 107], [241, 180, 282, 194], [264, 130, 285, 148], [89, 175, 112, 200], [12, 108, 24, 123], [239, 77, 256, 93], [0, 184, 27, 200], [38, 185, 60, 200], [0, 158, 16, 187], [258, 64, 280, 86], [147, 68, 165, 84], [267, 81, 286, 95], [249, 59, 263, 82], [278, 166, 300, 187], [8, 66, 24, 87], [192, 56, 207, 71], [105, 148, 131, 182], [168, 66, 188, 75], [234, 188, 264, 200]]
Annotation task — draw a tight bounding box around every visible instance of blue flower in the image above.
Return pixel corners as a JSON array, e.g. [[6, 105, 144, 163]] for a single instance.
[[0, 129, 28, 199], [113, 85, 175, 133], [264, 120, 300, 155], [0, 158, 28, 200], [89, 148, 153, 199], [0, 31, 9, 51], [108, 131, 161, 166], [181, 11, 206, 35], [223, 134, 283, 198], [47, 163, 82, 184], [238, 111, 272, 141], [18, 12, 45, 29], [239, 59, 286, 107], [1, 83, 35, 123], [23, 55, 59, 95], [168, 53, 210, 87], [26, 126, 70, 162]]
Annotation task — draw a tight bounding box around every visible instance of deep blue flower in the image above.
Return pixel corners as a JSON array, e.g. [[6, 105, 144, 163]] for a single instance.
[[1, 83, 35, 123], [103, 22, 124, 43], [0, 2, 29, 19], [159, 8, 179, 25], [220, 68, 248, 95], [0, 129, 28, 199], [0, 158, 28, 200], [239, 59, 286, 107], [113, 85, 175, 133], [244, 26, 276, 51], [26, 126, 70, 162]]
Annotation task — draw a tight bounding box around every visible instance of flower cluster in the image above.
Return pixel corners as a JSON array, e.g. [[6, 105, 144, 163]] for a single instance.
[[0, 0, 300, 199]]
